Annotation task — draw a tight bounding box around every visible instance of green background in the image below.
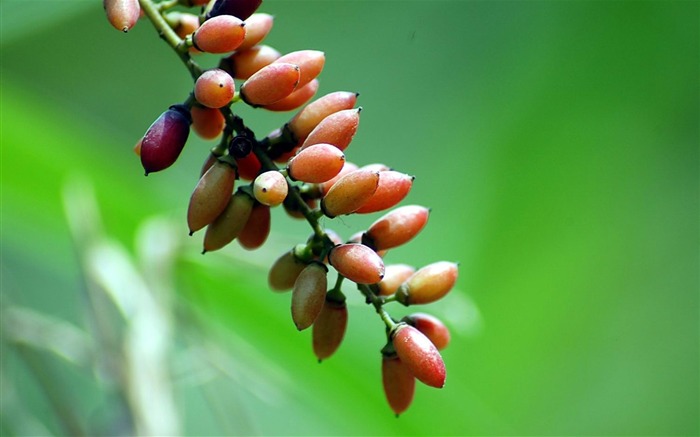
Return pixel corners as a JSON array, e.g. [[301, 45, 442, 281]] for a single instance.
[[1, 0, 698, 435]]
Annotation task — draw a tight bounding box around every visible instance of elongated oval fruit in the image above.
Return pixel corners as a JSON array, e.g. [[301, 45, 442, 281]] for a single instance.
[[104, 0, 140, 32], [291, 262, 328, 331], [195, 69, 235, 108], [362, 205, 430, 251], [377, 264, 416, 296], [319, 161, 359, 195], [193, 15, 246, 54], [237, 203, 271, 250], [140, 104, 192, 175], [241, 63, 300, 107], [320, 169, 379, 218], [263, 79, 319, 112], [288, 143, 345, 183], [187, 160, 237, 234], [328, 243, 384, 285], [355, 171, 414, 214], [269, 249, 308, 292], [300, 108, 361, 152], [382, 354, 415, 416], [312, 297, 348, 361], [287, 91, 359, 142], [207, 0, 262, 21], [253, 170, 288, 206], [396, 261, 459, 306], [274, 50, 325, 90], [202, 190, 254, 253], [403, 313, 451, 350], [191, 106, 225, 139], [220, 45, 281, 80], [238, 13, 274, 51], [392, 324, 446, 388]]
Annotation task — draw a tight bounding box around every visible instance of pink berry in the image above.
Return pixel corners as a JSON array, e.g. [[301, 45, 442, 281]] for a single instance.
[[291, 262, 328, 331], [382, 354, 415, 416], [320, 169, 380, 218], [253, 170, 289, 206], [404, 313, 451, 350], [274, 50, 325, 90], [312, 297, 348, 361], [287, 143, 346, 183], [194, 69, 235, 108], [328, 243, 385, 285], [237, 203, 271, 250], [300, 108, 361, 152], [193, 15, 246, 54], [187, 160, 237, 234], [241, 63, 300, 107], [355, 171, 414, 214], [396, 261, 459, 305], [392, 324, 446, 388], [362, 205, 430, 251], [287, 91, 359, 142], [103, 0, 140, 32]]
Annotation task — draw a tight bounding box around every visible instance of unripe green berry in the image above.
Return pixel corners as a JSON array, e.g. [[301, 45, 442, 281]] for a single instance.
[[253, 170, 289, 206], [392, 324, 446, 389], [194, 69, 235, 109], [193, 15, 246, 54], [328, 243, 385, 285], [291, 262, 328, 331], [362, 205, 430, 251], [395, 261, 459, 306], [287, 143, 345, 183]]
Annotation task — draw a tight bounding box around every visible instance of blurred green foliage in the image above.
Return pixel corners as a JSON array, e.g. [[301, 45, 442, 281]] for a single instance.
[[1, 1, 698, 435]]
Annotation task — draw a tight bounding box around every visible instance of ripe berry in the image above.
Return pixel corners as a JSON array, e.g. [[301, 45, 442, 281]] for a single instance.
[[104, 0, 140, 32], [269, 249, 308, 292], [291, 262, 328, 331], [263, 79, 319, 112], [207, 0, 262, 21], [237, 203, 271, 250], [328, 243, 385, 285], [221, 45, 281, 80], [202, 190, 254, 253], [403, 313, 451, 350], [238, 13, 274, 51], [274, 50, 325, 90], [235, 151, 262, 181], [194, 69, 235, 109], [191, 106, 225, 139], [395, 261, 459, 306], [300, 108, 361, 152], [167, 11, 200, 41], [355, 171, 414, 214], [319, 161, 359, 195], [187, 160, 237, 234], [193, 15, 246, 54], [312, 296, 348, 361], [253, 170, 289, 207], [287, 143, 345, 183], [381, 354, 416, 416], [320, 169, 380, 218], [241, 63, 300, 107], [392, 324, 446, 388], [377, 264, 416, 296], [362, 205, 430, 251], [140, 104, 191, 175], [287, 91, 359, 142]]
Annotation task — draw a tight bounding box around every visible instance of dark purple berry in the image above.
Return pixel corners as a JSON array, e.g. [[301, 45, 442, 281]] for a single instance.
[[140, 104, 191, 175], [207, 0, 262, 21]]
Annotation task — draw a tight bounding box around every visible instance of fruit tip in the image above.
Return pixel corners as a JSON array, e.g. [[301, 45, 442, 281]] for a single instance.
[[188, 230, 194, 236], [201, 249, 207, 255]]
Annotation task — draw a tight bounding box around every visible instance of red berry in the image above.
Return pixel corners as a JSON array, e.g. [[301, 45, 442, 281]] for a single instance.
[[187, 160, 237, 234], [237, 203, 271, 250], [193, 15, 246, 54], [291, 262, 328, 331], [392, 324, 446, 388], [404, 313, 451, 350], [382, 354, 416, 416], [328, 243, 385, 285], [194, 69, 235, 109], [312, 297, 348, 361], [104, 0, 140, 32], [362, 205, 430, 251], [235, 151, 262, 181], [202, 190, 254, 253], [140, 104, 191, 175], [396, 261, 459, 305], [241, 63, 300, 107], [287, 143, 345, 183], [320, 169, 380, 218]]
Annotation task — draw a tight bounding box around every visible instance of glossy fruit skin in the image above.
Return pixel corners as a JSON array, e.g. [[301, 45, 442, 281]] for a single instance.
[[237, 203, 271, 250], [140, 104, 192, 175], [274, 50, 325, 90], [194, 69, 235, 109], [287, 143, 345, 183], [202, 190, 254, 253], [238, 13, 274, 51], [403, 313, 451, 350], [187, 160, 237, 234], [221, 45, 281, 80], [291, 262, 328, 331], [287, 91, 359, 142], [378, 264, 416, 296], [191, 106, 225, 139], [235, 151, 262, 181], [193, 15, 246, 54], [241, 63, 300, 106], [253, 170, 289, 206], [328, 243, 385, 285], [263, 79, 319, 112], [312, 297, 348, 361], [104, 0, 140, 32], [362, 205, 430, 251], [355, 171, 414, 214], [268, 250, 308, 292], [300, 108, 361, 152], [320, 169, 380, 218], [382, 354, 416, 416], [207, 0, 262, 21], [396, 261, 459, 306], [392, 324, 446, 388], [319, 161, 359, 195]]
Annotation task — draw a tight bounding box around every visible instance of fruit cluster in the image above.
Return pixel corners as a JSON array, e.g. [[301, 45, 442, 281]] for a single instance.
[[106, 0, 459, 416]]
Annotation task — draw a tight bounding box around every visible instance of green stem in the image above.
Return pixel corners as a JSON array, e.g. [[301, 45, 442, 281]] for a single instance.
[[358, 284, 396, 331]]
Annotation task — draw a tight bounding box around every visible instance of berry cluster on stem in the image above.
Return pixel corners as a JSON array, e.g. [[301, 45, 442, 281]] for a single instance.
[[107, 0, 460, 416]]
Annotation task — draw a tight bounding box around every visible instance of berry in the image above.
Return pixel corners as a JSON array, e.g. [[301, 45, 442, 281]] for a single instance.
[[167, 11, 200, 41], [235, 151, 262, 181], [395, 262, 459, 306], [362, 205, 430, 251], [187, 160, 237, 234], [194, 69, 235, 109], [287, 143, 346, 183], [202, 190, 255, 253], [207, 0, 262, 21], [238, 13, 274, 51], [403, 313, 451, 350], [237, 203, 271, 250], [241, 63, 300, 107], [377, 264, 416, 296], [269, 249, 308, 292], [300, 108, 361, 152], [193, 15, 246, 54], [287, 91, 359, 142], [263, 79, 319, 112], [253, 170, 289, 207], [274, 50, 325, 90], [291, 262, 328, 331], [319, 161, 359, 195], [221, 45, 281, 80], [381, 354, 415, 416], [140, 104, 191, 175], [320, 169, 380, 218], [191, 106, 225, 139], [355, 171, 414, 214], [103, 0, 140, 32], [328, 243, 385, 285], [312, 296, 348, 361], [392, 324, 446, 388]]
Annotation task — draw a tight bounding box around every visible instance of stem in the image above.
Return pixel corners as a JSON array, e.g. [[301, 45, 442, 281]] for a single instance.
[[358, 284, 396, 331]]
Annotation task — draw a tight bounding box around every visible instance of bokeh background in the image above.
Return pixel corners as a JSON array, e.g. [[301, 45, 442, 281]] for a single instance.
[[1, 1, 698, 435]]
